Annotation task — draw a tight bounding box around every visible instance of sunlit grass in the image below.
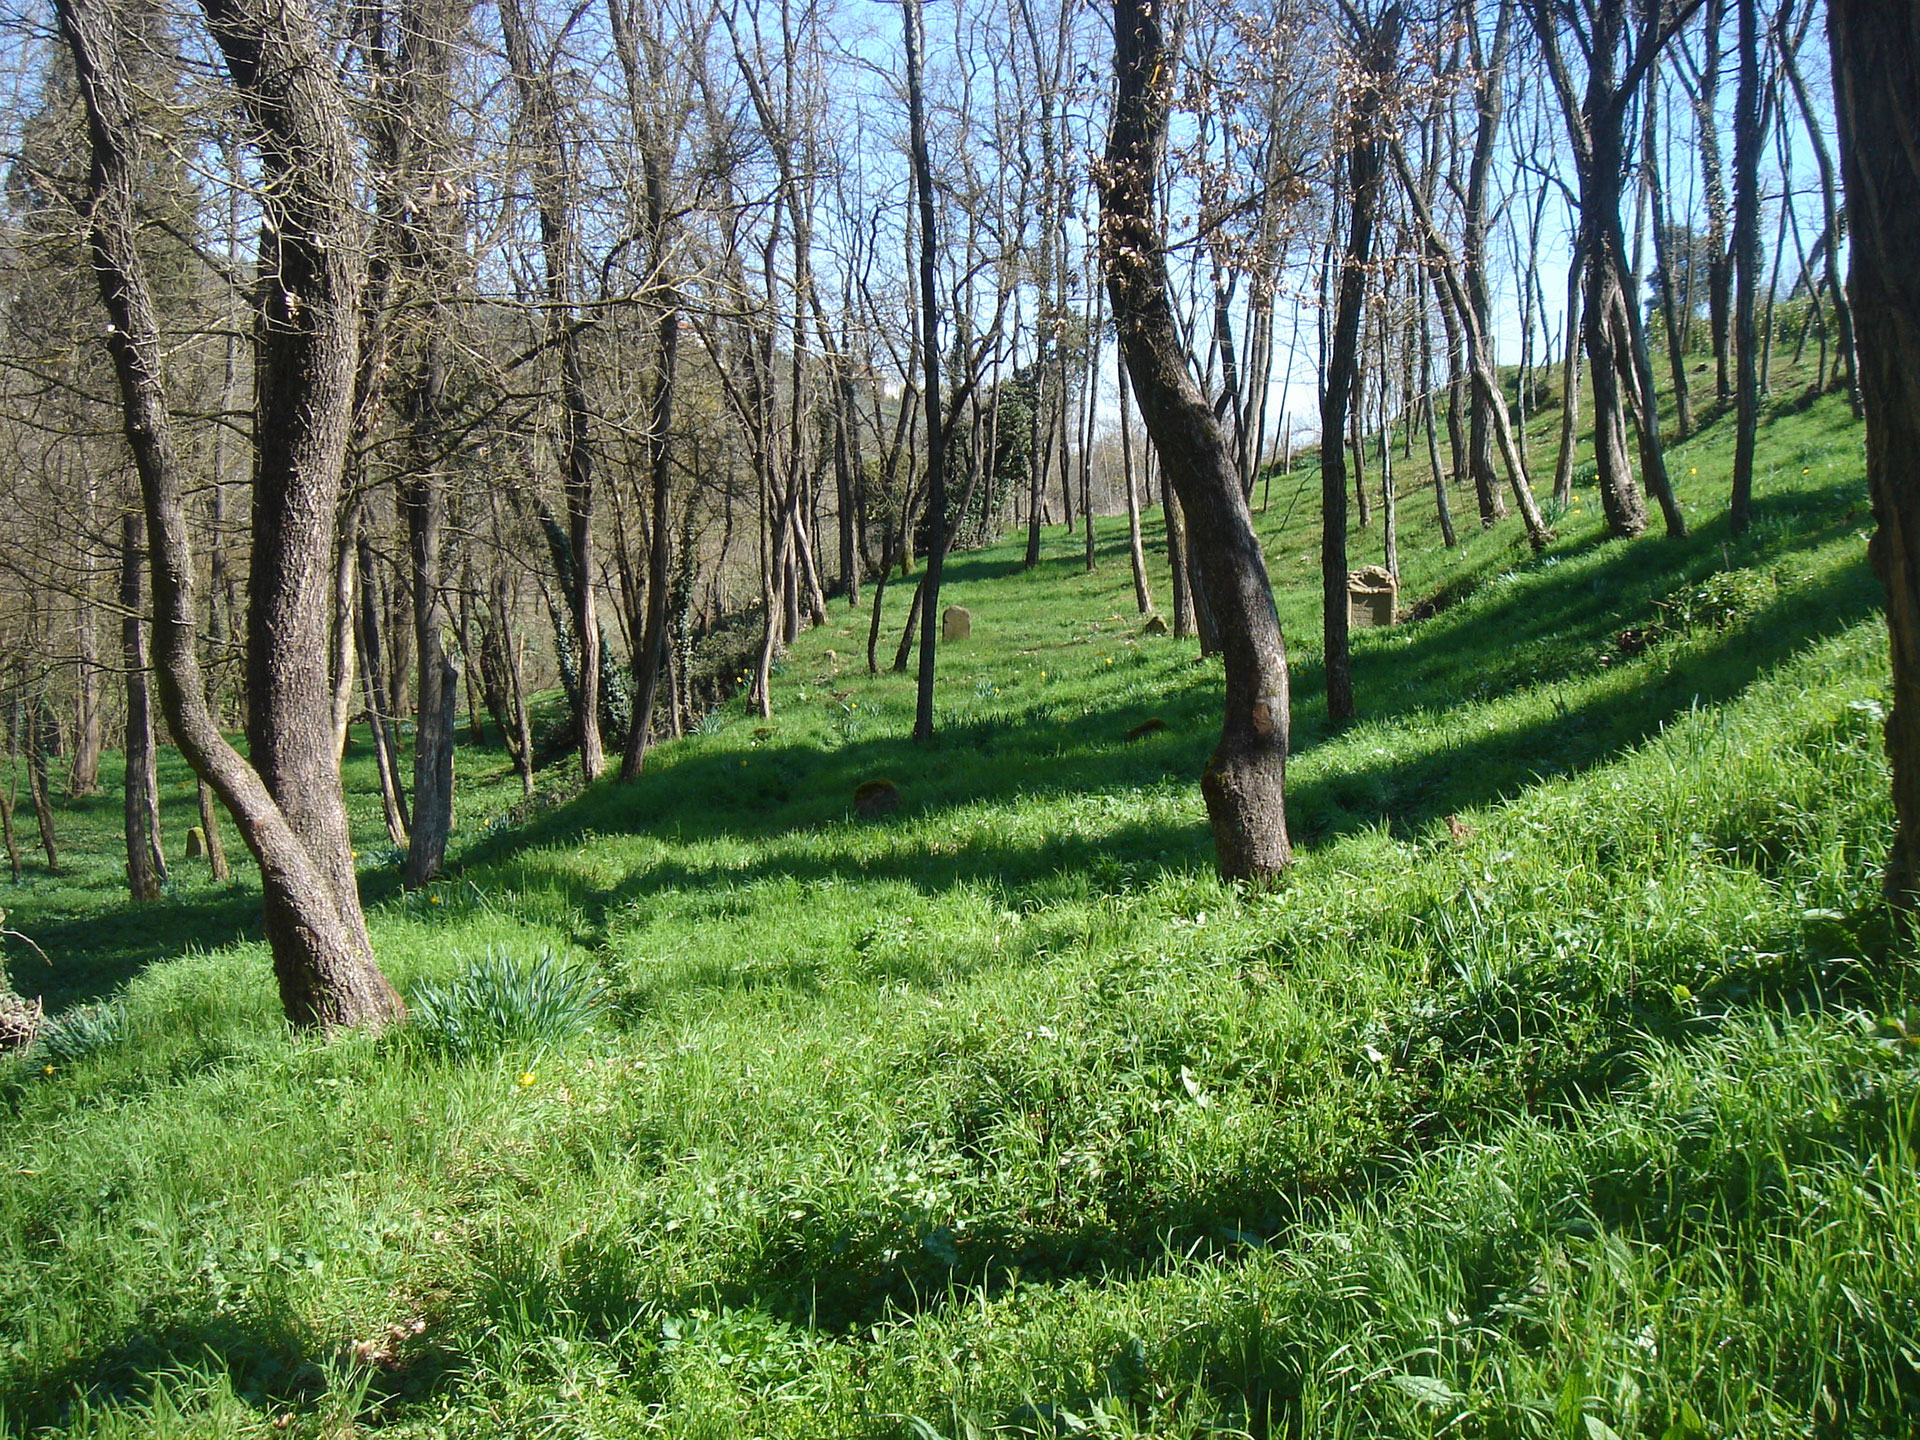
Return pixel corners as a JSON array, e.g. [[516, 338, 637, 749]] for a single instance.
[[3, 371, 1914, 1437]]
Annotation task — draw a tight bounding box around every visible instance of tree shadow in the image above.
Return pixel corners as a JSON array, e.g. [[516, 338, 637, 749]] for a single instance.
[[452, 545, 1877, 962], [10, 883, 264, 1017], [0, 1287, 464, 1437]]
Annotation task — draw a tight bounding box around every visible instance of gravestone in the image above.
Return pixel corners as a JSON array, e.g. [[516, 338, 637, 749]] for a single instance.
[[1142, 614, 1170, 636], [943, 606, 972, 642], [1346, 565, 1398, 628], [185, 826, 207, 859]]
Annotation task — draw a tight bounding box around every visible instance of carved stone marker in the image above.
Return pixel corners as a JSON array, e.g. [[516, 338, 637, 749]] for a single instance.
[[1142, 614, 1170, 636], [943, 606, 972, 642], [1346, 565, 1398, 628]]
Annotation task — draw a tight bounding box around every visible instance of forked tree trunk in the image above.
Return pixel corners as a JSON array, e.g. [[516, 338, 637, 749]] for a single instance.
[[1826, 0, 1920, 904], [60, 0, 403, 1030], [1103, 0, 1293, 879]]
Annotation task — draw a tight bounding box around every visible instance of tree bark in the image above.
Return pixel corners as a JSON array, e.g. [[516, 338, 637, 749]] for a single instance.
[[903, 0, 949, 745], [1825, 0, 1920, 903], [59, 0, 403, 1029], [500, 0, 603, 781], [1117, 347, 1154, 613], [1729, 0, 1763, 533], [121, 510, 166, 901], [25, 699, 57, 875], [1103, 0, 1294, 879], [356, 533, 411, 846]]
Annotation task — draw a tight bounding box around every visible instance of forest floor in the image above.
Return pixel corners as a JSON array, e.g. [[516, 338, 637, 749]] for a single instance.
[[4, 366, 1916, 1438]]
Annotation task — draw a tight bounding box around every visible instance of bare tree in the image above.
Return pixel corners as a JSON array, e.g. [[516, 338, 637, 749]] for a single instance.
[[1103, 0, 1293, 879], [58, 0, 404, 1029]]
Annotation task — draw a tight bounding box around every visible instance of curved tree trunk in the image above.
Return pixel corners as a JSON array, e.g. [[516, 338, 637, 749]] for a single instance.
[[1102, 0, 1293, 880], [60, 0, 403, 1030]]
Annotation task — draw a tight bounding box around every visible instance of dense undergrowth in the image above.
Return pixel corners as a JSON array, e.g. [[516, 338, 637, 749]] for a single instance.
[[3, 373, 1916, 1438]]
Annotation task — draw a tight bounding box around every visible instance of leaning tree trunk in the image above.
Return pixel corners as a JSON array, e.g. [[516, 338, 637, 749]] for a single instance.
[[1826, 0, 1920, 905], [59, 0, 403, 1029], [1102, 0, 1294, 880]]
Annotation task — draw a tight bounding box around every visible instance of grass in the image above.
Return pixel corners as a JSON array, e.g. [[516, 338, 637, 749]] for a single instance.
[[2, 365, 1915, 1438]]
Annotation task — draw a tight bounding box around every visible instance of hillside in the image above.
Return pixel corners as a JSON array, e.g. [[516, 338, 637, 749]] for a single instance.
[[4, 379, 1916, 1439]]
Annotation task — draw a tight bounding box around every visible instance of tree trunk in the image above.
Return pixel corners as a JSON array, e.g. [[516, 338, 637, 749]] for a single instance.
[[1696, 0, 1734, 405], [1729, 0, 1763, 533], [330, 500, 359, 762], [1825, 0, 1920, 903], [1118, 349, 1154, 613], [121, 510, 166, 901], [356, 534, 410, 846], [1103, 0, 1295, 880], [60, 0, 403, 1029], [1782, 36, 1858, 415], [1463, 0, 1515, 526], [70, 576, 103, 796], [1553, 225, 1584, 506], [0, 787, 20, 883], [26, 699, 58, 874], [1645, 69, 1695, 440], [198, 778, 230, 881], [1166, 488, 1197, 639], [904, 0, 949, 744], [500, 0, 602, 781], [1320, 10, 1398, 725]]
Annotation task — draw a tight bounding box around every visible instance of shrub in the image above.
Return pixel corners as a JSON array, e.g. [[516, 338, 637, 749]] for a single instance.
[[405, 947, 604, 1059]]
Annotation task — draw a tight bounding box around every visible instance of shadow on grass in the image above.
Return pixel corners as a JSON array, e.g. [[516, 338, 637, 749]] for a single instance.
[[0, 1288, 464, 1438], [11, 885, 264, 1017], [451, 541, 1877, 956]]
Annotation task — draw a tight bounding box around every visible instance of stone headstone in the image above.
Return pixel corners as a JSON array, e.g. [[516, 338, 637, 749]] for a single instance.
[[853, 778, 900, 819], [185, 826, 207, 859], [1346, 565, 1398, 629], [1142, 614, 1170, 636], [943, 606, 972, 642]]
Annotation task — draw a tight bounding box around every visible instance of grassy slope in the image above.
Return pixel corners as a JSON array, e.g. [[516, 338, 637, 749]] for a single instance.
[[4, 374, 1916, 1438]]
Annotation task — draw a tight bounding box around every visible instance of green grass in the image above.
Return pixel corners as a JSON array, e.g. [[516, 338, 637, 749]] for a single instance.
[[3, 367, 1916, 1438]]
